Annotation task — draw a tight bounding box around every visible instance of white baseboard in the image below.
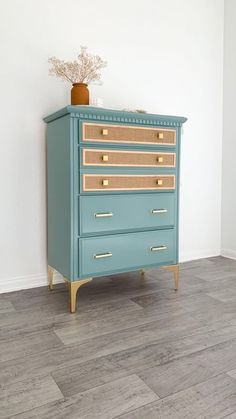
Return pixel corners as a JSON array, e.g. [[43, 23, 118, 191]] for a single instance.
[[0, 249, 227, 294], [0, 272, 63, 294], [179, 249, 220, 263], [221, 248, 236, 260]]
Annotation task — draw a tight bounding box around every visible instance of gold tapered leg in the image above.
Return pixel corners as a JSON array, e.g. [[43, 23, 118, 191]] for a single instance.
[[65, 278, 92, 313], [48, 265, 55, 291], [162, 264, 180, 291]]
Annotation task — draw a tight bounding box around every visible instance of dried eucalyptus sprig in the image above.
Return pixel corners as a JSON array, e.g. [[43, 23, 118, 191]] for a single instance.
[[48, 46, 107, 84]]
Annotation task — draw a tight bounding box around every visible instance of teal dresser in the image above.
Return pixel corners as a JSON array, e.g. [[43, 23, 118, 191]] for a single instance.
[[44, 106, 187, 312]]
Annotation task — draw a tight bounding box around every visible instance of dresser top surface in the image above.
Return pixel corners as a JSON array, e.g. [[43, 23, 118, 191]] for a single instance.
[[43, 106, 187, 126]]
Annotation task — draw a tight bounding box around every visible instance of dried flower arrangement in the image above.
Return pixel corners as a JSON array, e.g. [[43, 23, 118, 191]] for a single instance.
[[48, 46, 107, 84], [48, 46, 107, 105]]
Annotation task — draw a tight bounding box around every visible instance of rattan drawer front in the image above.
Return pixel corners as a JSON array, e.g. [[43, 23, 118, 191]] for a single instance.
[[82, 149, 176, 167], [83, 174, 175, 192], [83, 123, 176, 146]]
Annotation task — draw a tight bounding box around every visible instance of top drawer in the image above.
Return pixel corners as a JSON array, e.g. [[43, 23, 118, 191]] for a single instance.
[[82, 123, 176, 146]]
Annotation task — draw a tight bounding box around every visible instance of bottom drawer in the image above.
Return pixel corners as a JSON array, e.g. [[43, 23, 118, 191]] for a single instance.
[[79, 229, 176, 277]]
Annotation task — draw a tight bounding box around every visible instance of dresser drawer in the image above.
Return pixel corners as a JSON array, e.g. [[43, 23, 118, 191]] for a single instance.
[[80, 193, 175, 234], [82, 149, 176, 168], [79, 229, 176, 277], [82, 174, 175, 192], [82, 123, 176, 146]]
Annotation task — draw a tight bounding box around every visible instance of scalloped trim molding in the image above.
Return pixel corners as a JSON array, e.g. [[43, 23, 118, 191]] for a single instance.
[[70, 112, 183, 127], [44, 106, 187, 126]]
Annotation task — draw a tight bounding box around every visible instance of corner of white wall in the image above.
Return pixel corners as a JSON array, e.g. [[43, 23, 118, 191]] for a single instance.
[[0, 0, 225, 293], [221, 0, 236, 260]]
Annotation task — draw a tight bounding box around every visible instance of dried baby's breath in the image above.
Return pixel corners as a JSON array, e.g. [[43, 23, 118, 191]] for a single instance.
[[48, 46, 107, 84]]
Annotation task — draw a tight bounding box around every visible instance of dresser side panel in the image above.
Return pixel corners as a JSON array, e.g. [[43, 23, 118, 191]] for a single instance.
[[47, 115, 73, 278], [175, 127, 181, 264]]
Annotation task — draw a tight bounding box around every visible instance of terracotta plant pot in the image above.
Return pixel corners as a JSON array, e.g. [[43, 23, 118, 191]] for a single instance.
[[71, 83, 89, 105]]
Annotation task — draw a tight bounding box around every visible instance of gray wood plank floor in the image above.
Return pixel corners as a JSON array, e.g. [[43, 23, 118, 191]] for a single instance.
[[1, 256, 236, 418]]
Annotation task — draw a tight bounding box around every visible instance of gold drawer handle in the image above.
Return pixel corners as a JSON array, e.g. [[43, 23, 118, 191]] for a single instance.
[[157, 132, 164, 139], [150, 245, 168, 252], [102, 129, 108, 136], [157, 156, 164, 163], [102, 179, 109, 186], [94, 212, 113, 218], [156, 179, 163, 186], [94, 252, 112, 259], [102, 155, 109, 162], [152, 209, 168, 214]]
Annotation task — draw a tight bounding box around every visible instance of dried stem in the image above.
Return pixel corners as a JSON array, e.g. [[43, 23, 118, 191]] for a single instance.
[[48, 46, 107, 84]]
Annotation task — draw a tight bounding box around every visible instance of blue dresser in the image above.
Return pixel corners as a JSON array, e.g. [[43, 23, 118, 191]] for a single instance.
[[44, 106, 187, 312]]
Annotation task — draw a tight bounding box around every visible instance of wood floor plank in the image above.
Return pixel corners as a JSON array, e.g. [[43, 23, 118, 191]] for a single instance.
[[52, 356, 126, 396], [227, 368, 236, 380], [131, 292, 223, 313], [138, 337, 236, 398], [0, 256, 236, 418], [189, 275, 236, 295], [54, 311, 201, 347], [51, 323, 236, 397], [0, 329, 62, 363], [53, 304, 190, 345], [0, 298, 142, 342], [0, 375, 63, 418], [11, 288, 68, 308], [0, 315, 204, 390], [207, 256, 236, 266], [10, 375, 158, 419], [195, 268, 236, 282], [207, 287, 236, 303], [189, 300, 236, 326], [117, 374, 236, 419], [0, 300, 15, 314], [109, 323, 236, 373]]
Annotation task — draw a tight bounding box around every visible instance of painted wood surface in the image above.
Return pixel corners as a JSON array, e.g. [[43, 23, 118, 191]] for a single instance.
[[47, 115, 73, 278], [44, 107, 186, 281], [80, 193, 175, 235]]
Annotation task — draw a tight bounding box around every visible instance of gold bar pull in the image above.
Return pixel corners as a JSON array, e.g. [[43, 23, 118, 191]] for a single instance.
[[150, 245, 168, 252], [94, 212, 113, 218], [157, 132, 164, 139], [102, 155, 109, 162], [157, 156, 164, 163], [94, 252, 112, 259], [156, 179, 163, 186], [152, 209, 168, 214], [102, 129, 108, 136], [102, 179, 109, 186]]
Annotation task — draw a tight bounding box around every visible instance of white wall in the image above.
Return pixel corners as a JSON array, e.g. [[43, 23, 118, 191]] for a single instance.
[[0, 0, 224, 292], [221, 0, 236, 259]]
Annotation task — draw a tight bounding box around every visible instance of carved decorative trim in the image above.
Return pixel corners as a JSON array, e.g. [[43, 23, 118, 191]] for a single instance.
[[71, 113, 183, 127], [44, 106, 187, 126]]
